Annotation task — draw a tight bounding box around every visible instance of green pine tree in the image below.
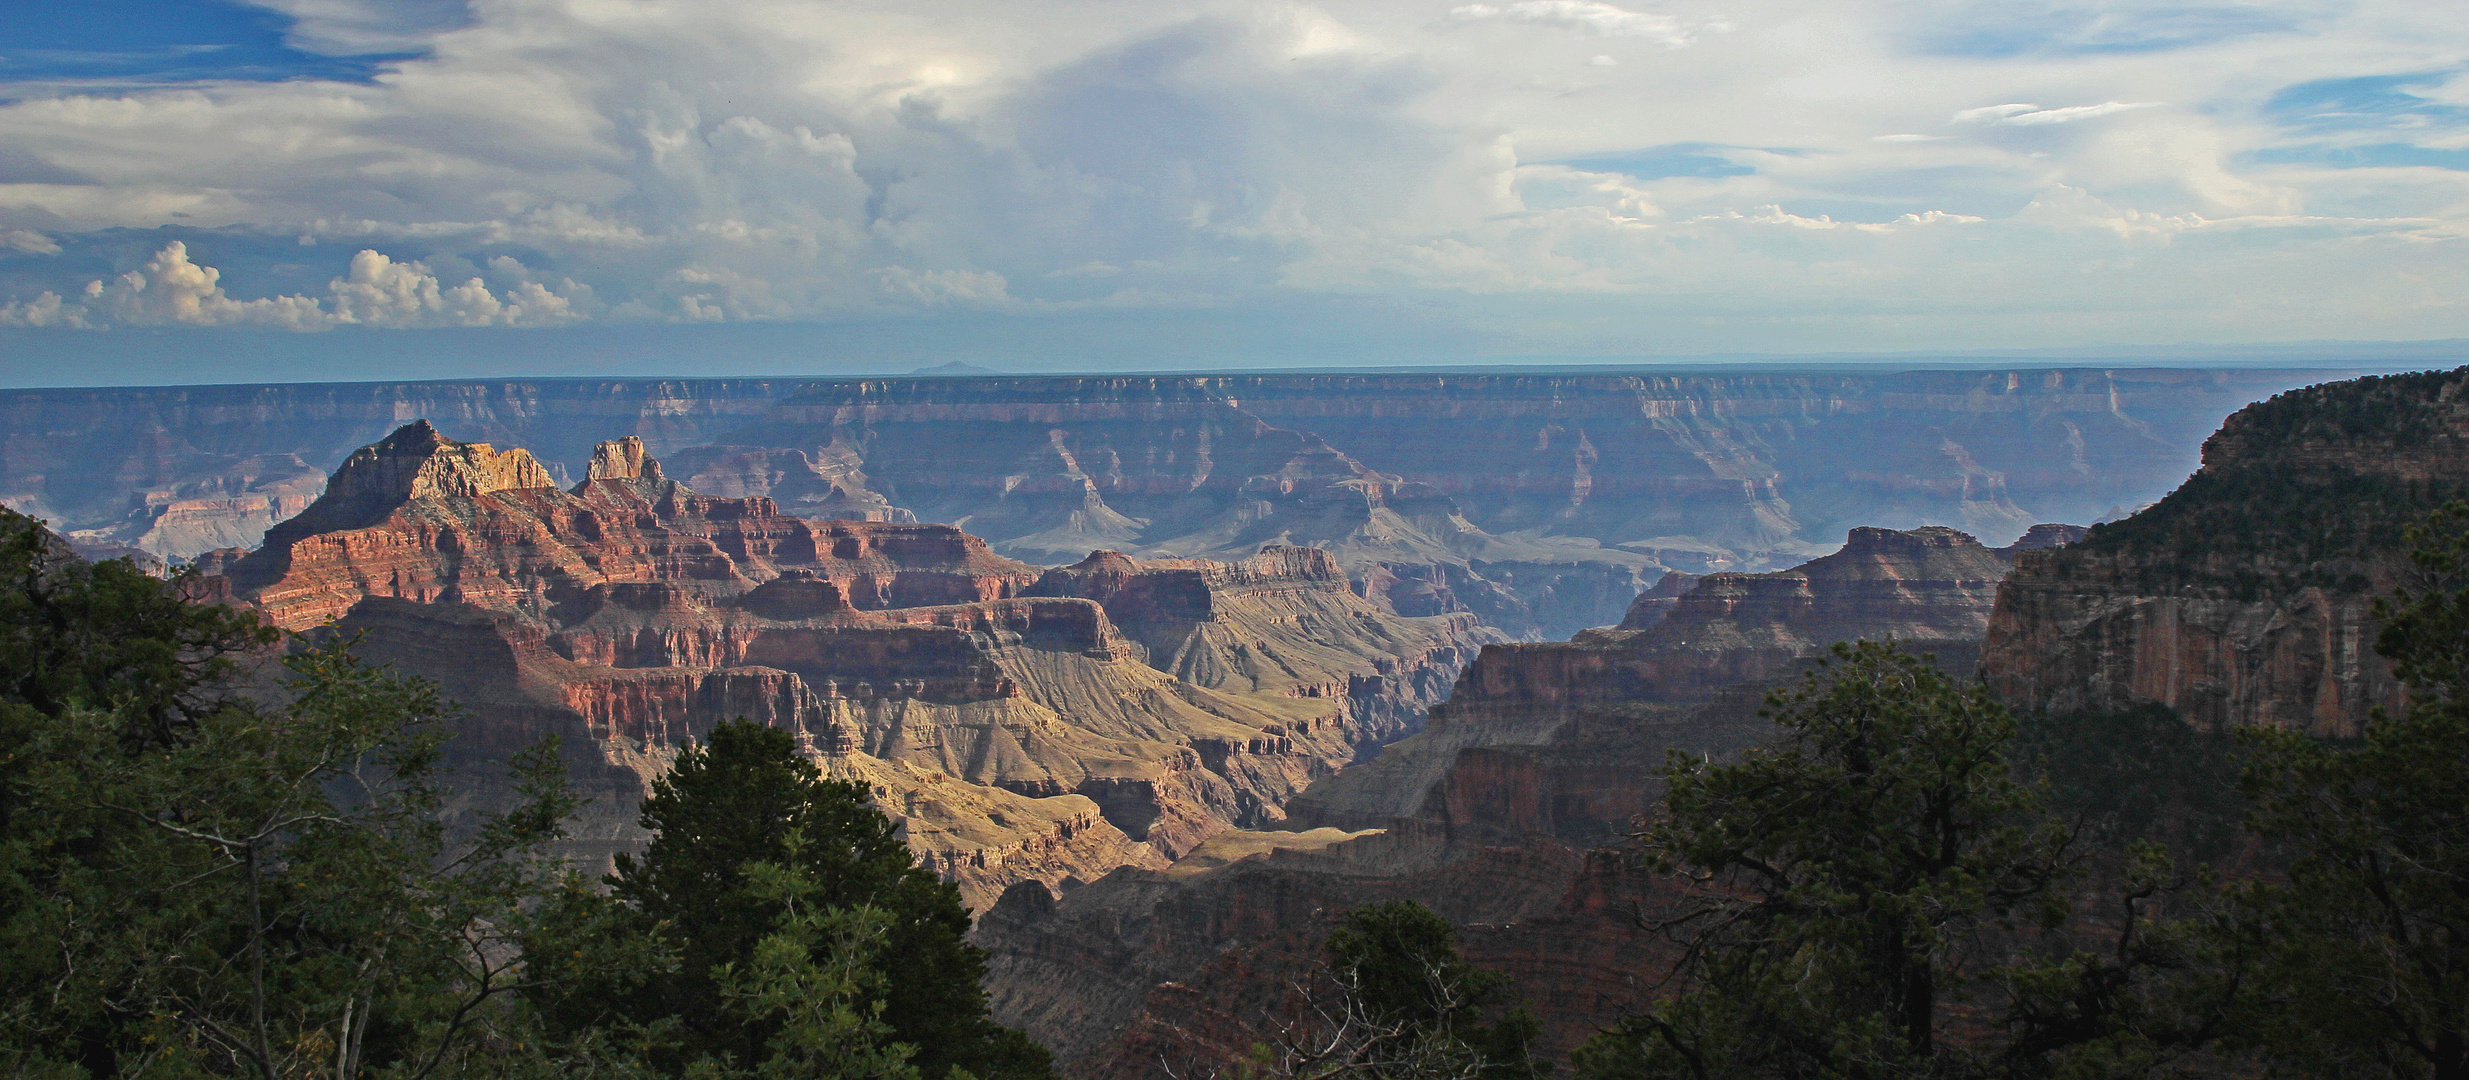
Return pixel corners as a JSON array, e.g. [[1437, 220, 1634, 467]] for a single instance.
[[1321, 900, 1546, 1080], [0, 507, 580, 1079], [529, 720, 1054, 1080], [1573, 640, 2216, 1080]]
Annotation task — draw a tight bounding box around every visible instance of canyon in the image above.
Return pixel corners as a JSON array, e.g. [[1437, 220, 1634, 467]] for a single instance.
[[16, 363, 2440, 1078], [980, 365, 2469, 1078], [7, 367, 2342, 639], [208, 420, 1495, 907], [976, 521, 2070, 1075]]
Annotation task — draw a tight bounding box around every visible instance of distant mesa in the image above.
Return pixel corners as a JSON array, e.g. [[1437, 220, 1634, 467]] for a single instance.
[[906, 361, 1004, 376]]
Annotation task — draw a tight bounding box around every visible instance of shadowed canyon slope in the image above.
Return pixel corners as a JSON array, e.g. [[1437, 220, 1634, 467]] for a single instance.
[[5, 367, 2345, 638], [1983, 366, 2469, 736], [976, 523, 2063, 1075], [988, 366, 2469, 1077], [210, 422, 1496, 907]]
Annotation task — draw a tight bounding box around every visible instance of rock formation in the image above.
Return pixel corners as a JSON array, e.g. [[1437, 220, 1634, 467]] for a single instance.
[[979, 523, 2075, 1075], [661, 369, 2320, 638], [213, 422, 1495, 907], [1982, 368, 2469, 736], [4, 368, 2345, 640], [1282, 524, 2044, 834]]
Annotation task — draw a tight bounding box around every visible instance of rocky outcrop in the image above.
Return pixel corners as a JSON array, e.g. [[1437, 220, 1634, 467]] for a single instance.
[[1027, 547, 1498, 747], [216, 422, 1495, 906], [1981, 368, 2469, 736], [222, 421, 1040, 631], [1284, 525, 2051, 834], [975, 524, 2074, 1073], [1997, 522, 2088, 557], [3, 379, 799, 561]]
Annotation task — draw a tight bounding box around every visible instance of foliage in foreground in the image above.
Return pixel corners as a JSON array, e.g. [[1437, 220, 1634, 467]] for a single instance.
[[1222, 900, 1544, 1080], [0, 508, 574, 1078], [2220, 501, 2469, 1079], [0, 508, 1054, 1080], [1583, 500, 2469, 1080], [527, 720, 1053, 1080], [1574, 641, 2232, 1080]]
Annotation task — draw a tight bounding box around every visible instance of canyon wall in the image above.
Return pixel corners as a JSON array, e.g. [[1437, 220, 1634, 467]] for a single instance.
[[6, 367, 2342, 639], [214, 422, 1495, 908], [1283, 524, 2034, 835], [1982, 367, 2469, 736], [978, 523, 2064, 1076], [0, 379, 797, 560]]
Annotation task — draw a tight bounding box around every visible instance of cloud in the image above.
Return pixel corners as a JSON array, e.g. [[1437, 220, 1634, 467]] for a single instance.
[[1953, 101, 2163, 125], [0, 0, 2462, 351], [1445, 2, 1696, 45], [0, 291, 87, 328], [1909, 2, 2318, 59], [1953, 103, 2044, 123], [326, 249, 580, 327], [95, 242, 330, 329], [1, 230, 60, 255], [35, 241, 583, 330], [872, 266, 1013, 306]]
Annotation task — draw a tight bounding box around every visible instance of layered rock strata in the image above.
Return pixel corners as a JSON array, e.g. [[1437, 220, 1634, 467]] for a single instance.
[[5, 378, 799, 560], [216, 422, 1493, 906], [8, 369, 2330, 642], [980, 524, 2074, 1075], [660, 368, 2335, 637], [1283, 524, 2045, 835], [1982, 368, 2469, 736]]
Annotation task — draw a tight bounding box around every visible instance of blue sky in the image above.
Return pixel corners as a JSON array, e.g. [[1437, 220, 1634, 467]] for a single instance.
[[0, 0, 2465, 382]]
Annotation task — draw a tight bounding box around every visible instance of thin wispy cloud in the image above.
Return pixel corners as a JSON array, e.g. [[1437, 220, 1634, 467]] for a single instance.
[[1956, 101, 2166, 125], [1445, 1, 1699, 45]]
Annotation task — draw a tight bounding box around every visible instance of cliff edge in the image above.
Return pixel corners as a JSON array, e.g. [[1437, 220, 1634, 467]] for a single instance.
[[1982, 368, 2469, 735]]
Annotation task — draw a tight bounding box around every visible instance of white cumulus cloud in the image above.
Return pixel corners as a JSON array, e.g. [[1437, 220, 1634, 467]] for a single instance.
[[0, 0, 2460, 350], [32, 242, 585, 331]]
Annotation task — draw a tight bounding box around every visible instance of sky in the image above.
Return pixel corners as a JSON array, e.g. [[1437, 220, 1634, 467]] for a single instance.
[[0, 0, 2465, 383]]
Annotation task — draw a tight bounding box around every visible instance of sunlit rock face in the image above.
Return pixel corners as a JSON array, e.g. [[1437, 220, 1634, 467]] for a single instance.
[[1984, 368, 2469, 737], [3, 368, 2338, 639], [209, 422, 1496, 907], [978, 523, 2076, 1076]]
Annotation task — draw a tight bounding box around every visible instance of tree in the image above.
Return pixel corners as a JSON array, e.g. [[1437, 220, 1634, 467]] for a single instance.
[[2222, 501, 2469, 1079], [1239, 901, 1544, 1080], [1575, 641, 2082, 1080], [0, 507, 580, 1079], [529, 720, 1053, 1080]]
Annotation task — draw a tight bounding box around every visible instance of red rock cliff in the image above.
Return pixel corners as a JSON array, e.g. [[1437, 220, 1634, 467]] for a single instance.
[[1981, 369, 2469, 735], [218, 422, 1498, 906]]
